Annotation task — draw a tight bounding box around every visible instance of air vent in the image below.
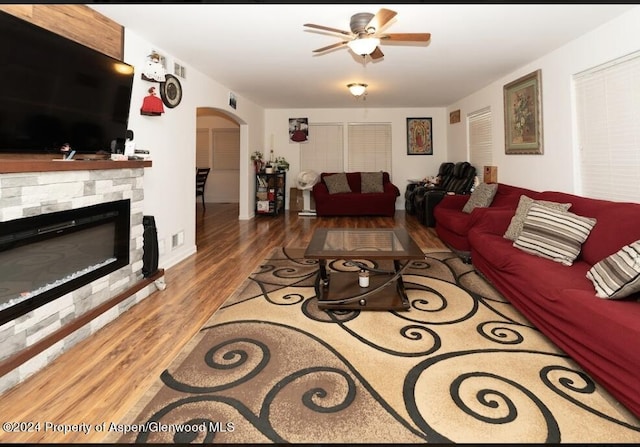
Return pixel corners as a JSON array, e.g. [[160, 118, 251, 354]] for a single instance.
[[174, 62, 186, 79]]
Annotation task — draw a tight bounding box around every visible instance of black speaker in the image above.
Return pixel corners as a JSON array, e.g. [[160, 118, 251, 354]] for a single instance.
[[110, 137, 125, 154], [142, 215, 159, 278]]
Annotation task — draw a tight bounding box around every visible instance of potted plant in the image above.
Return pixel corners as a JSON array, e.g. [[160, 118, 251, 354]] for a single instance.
[[275, 156, 289, 172]]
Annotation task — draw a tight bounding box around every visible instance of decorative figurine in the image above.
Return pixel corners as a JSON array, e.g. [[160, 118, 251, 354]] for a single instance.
[[140, 86, 164, 116]]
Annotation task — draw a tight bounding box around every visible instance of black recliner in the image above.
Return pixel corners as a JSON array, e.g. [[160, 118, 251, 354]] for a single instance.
[[405, 162, 454, 215], [414, 161, 476, 227]]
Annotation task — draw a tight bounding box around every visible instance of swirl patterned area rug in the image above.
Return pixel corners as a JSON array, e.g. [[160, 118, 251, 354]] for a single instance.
[[116, 247, 640, 444]]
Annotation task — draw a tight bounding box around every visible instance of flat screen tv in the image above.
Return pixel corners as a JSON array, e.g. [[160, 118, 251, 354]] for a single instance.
[[0, 11, 134, 155]]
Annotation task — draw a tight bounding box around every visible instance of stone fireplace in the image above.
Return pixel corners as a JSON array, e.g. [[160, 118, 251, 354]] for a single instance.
[[0, 160, 160, 393]]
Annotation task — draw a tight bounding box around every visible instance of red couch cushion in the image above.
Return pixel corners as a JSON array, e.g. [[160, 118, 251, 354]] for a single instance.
[[539, 192, 640, 266]]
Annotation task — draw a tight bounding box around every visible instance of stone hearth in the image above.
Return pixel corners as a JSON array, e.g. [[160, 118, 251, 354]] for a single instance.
[[0, 161, 159, 393]]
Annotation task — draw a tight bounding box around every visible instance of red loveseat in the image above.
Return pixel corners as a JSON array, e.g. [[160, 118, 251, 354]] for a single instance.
[[312, 172, 400, 217], [434, 183, 640, 417]]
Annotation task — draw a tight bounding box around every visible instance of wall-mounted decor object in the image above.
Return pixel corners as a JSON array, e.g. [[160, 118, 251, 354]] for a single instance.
[[159, 74, 182, 108], [141, 51, 166, 82], [449, 109, 461, 124], [289, 118, 309, 143], [504, 69, 543, 154], [140, 86, 164, 116], [406, 117, 432, 155], [229, 92, 237, 109]]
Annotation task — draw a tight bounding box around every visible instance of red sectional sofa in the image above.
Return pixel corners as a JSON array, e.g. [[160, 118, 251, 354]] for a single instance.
[[433, 183, 640, 417], [312, 172, 400, 217], [434, 183, 536, 257]]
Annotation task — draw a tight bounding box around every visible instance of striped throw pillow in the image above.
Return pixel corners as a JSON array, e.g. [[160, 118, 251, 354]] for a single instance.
[[513, 204, 597, 266], [586, 240, 640, 299], [503, 195, 572, 241]]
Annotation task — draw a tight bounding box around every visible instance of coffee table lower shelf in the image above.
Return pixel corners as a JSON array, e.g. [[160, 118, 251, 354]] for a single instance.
[[316, 270, 410, 311]]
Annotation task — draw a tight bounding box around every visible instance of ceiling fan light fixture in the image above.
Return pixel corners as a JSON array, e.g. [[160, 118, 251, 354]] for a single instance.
[[347, 36, 380, 56], [347, 83, 368, 97]]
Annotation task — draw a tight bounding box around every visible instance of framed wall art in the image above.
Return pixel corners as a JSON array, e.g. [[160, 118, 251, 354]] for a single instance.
[[406, 117, 432, 155], [289, 118, 309, 143], [449, 109, 460, 124], [503, 69, 543, 154]]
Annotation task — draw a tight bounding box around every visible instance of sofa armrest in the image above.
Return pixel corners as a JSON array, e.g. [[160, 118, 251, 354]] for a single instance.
[[312, 182, 330, 199], [422, 190, 449, 227], [469, 208, 516, 236], [384, 181, 401, 197]]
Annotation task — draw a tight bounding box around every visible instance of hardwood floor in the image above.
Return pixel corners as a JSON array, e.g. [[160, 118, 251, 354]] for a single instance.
[[0, 204, 446, 443]]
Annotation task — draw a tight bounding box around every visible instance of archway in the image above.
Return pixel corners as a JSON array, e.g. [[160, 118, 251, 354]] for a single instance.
[[196, 108, 241, 206]]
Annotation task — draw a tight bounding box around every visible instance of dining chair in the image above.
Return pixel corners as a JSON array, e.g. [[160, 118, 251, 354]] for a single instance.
[[196, 167, 211, 209]]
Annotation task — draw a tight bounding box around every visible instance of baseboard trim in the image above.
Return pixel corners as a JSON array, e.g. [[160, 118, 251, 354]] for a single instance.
[[0, 269, 165, 378]]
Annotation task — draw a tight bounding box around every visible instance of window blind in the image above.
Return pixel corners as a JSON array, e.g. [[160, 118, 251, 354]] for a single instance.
[[212, 129, 240, 171], [300, 124, 343, 173], [467, 107, 492, 175], [573, 51, 640, 202], [195, 128, 210, 168], [347, 123, 392, 172]]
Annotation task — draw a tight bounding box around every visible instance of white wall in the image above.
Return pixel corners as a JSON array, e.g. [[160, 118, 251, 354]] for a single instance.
[[264, 107, 447, 210], [122, 30, 265, 269], [446, 6, 640, 193]]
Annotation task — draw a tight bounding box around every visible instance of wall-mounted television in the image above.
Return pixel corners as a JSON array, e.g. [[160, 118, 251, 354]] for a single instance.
[[0, 11, 134, 155]]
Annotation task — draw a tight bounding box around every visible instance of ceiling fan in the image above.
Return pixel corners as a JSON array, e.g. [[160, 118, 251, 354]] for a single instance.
[[303, 8, 431, 60]]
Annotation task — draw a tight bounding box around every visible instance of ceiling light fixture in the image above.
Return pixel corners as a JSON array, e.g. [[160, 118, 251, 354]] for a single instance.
[[347, 83, 368, 97], [347, 36, 380, 56]]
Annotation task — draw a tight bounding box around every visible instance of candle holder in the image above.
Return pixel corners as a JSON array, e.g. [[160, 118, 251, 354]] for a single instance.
[[358, 269, 369, 288]]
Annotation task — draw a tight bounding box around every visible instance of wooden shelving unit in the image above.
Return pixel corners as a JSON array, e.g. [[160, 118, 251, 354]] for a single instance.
[[255, 171, 286, 216]]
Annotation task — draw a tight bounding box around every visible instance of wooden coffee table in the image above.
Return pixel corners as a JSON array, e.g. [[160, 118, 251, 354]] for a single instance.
[[304, 228, 424, 311]]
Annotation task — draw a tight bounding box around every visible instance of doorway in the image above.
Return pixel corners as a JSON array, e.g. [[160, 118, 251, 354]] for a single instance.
[[196, 108, 240, 205]]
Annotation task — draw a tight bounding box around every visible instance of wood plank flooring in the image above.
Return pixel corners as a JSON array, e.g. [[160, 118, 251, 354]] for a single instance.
[[0, 204, 446, 443]]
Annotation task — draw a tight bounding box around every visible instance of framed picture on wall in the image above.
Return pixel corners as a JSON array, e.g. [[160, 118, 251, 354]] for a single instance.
[[229, 92, 237, 109], [406, 117, 433, 155], [503, 69, 543, 154], [289, 118, 309, 143]]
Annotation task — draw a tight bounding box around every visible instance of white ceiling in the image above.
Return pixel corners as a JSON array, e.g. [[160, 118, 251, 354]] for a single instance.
[[89, 3, 635, 109]]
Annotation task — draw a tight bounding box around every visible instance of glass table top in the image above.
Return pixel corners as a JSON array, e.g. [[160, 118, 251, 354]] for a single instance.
[[304, 228, 423, 260]]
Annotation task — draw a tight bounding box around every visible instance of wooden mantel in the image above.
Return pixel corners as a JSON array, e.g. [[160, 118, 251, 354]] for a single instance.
[[0, 159, 152, 174]]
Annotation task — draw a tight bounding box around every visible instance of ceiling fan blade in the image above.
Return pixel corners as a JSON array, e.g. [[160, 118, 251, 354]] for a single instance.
[[380, 33, 431, 42], [369, 46, 384, 60], [304, 23, 352, 36], [313, 41, 348, 53], [366, 8, 397, 33]]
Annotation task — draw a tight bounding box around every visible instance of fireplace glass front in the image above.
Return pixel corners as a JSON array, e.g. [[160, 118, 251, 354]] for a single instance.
[[0, 199, 130, 325]]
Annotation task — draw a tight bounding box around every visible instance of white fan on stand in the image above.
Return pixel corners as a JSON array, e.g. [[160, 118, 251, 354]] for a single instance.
[[296, 170, 320, 217]]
